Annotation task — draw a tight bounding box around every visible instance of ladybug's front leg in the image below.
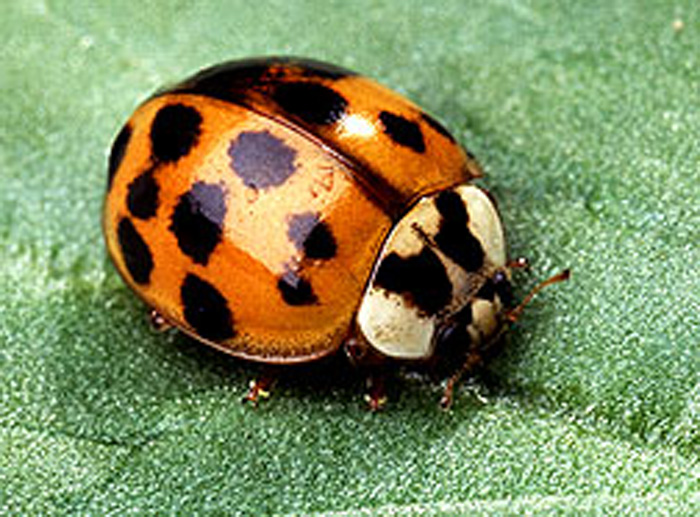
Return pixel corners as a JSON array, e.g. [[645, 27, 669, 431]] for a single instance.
[[364, 373, 388, 411], [439, 349, 483, 409], [345, 336, 390, 411]]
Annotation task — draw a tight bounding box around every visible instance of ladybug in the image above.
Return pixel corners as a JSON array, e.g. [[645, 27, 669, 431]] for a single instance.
[[103, 57, 568, 409]]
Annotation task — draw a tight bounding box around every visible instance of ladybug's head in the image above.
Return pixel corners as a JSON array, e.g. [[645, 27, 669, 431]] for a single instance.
[[355, 184, 512, 363]]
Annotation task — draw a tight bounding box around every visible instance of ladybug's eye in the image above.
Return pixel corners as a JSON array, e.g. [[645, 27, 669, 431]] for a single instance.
[[492, 271, 513, 306]]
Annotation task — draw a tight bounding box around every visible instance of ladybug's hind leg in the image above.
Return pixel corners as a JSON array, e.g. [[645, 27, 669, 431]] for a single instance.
[[243, 372, 277, 407]]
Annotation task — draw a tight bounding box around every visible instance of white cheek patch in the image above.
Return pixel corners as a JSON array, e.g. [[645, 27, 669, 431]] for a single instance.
[[357, 289, 436, 359], [468, 298, 500, 344]]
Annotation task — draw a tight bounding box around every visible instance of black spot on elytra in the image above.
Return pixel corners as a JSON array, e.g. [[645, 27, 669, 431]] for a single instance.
[[181, 273, 235, 341], [374, 247, 452, 316], [165, 58, 355, 104], [117, 217, 153, 285], [421, 112, 456, 143], [287, 212, 318, 251], [170, 182, 227, 265], [228, 131, 297, 189], [273, 82, 348, 125], [434, 190, 484, 272], [170, 62, 271, 103], [304, 222, 337, 260], [126, 168, 159, 220], [278, 271, 318, 306], [108, 124, 132, 188], [287, 212, 337, 260], [150, 104, 202, 163], [379, 111, 426, 153]]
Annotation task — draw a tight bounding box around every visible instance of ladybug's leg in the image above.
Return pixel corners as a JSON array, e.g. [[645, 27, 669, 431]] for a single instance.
[[364, 373, 388, 412], [344, 336, 390, 411], [439, 349, 483, 409], [243, 371, 276, 407], [440, 267, 570, 408], [149, 309, 173, 332]]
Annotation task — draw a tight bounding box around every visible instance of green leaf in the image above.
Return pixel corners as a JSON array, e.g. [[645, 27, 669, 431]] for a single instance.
[[1, 0, 698, 514]]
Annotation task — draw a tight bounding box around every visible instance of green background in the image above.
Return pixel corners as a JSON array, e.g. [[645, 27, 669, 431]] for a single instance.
[[1, 0, 698, 514]]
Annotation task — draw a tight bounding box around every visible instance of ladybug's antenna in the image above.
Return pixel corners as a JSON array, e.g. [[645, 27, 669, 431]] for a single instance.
[[505, 268, 571, 323]]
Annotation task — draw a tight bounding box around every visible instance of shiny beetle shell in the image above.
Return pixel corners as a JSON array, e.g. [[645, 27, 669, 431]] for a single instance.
[[103, 57, 512, 367]]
